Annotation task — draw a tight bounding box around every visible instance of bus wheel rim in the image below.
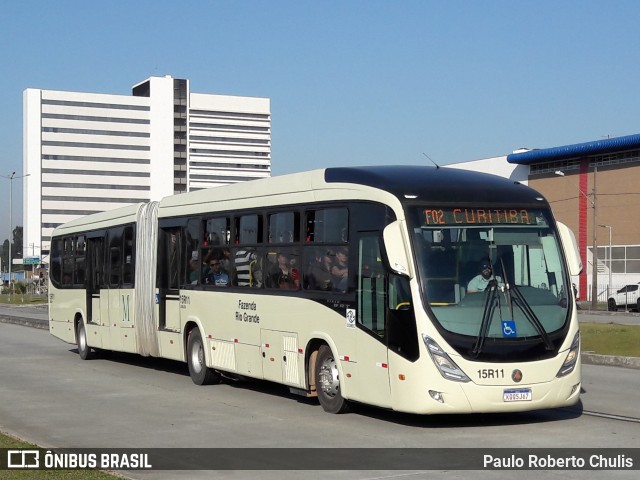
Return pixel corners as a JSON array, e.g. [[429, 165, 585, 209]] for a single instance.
[[319, 356, 339, 398], [191, 341, 203, 374], [79, 326, 86, 350]]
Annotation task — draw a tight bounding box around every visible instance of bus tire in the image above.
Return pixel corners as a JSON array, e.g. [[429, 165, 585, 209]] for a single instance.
[[76, 320, 94, 360], [607, 299, 617, 312], [187, 328, 221, 386], [315, 345, 350, 414]]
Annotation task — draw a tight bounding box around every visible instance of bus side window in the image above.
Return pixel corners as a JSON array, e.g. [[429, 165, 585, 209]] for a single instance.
[[108, 228, 123, 287], [268, 211, 299, 243], [204, 217, 230, 246], [306, 208, 348, 243], [233, 214, 264, 288], [237, 215, 262, 244], [185, 218, 200, 286], [122, 227, 134, 286], [61, 236, 74, 286], [75, 235, 86, 287], [357, 236, 385, 339], [50, 238, 63, 287], [158, 227, 182, 291]]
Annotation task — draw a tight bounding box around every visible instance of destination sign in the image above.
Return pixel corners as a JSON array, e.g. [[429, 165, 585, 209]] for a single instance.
[[422, 208, 547, 226]]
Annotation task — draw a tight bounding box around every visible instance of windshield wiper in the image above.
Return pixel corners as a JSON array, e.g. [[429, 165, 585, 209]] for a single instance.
[[498, 259, 554, 351], [472, 279, 500, 357], [509, 285, 554, 350]]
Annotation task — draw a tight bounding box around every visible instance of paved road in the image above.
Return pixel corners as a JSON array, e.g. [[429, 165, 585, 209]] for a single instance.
[[0, 321, 638, 480]]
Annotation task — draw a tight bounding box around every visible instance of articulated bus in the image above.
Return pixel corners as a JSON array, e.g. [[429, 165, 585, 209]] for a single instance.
[[49, 166, 583, 415]]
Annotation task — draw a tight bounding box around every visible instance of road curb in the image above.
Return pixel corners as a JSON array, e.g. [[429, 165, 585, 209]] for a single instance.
[[0, 315, 49, 330], [580, 352, 640, 370]]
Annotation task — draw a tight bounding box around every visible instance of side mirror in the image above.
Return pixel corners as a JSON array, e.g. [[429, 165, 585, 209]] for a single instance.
[[383, 220, 413, 278], [557, 221, 582, 276]]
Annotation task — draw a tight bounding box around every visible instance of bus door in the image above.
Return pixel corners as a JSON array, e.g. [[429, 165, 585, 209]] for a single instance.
[[106, 227, 124, 351], [352, 234, 392, 408], [158, 226, 183, 332], [115, 225, 136, 353], [86, 235, 104, 325]]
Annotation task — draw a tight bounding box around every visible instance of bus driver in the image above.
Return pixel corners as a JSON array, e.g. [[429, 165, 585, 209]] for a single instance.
[[467, 260, 502, 293]]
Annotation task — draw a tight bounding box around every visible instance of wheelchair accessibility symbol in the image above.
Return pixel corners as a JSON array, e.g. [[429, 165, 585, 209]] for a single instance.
[[501, 320, 517, 337]]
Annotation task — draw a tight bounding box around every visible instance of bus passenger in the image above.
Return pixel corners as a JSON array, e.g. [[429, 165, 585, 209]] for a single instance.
[[330, 247, 349, 292], [220, 247, 232, 272], [467, 260, 502, 293], [268, 252, 299, 289], [307, 249, 332, 291], [206, 259, 229, 287], [189, 259, 200, 284], [235, 248, 262, 287]]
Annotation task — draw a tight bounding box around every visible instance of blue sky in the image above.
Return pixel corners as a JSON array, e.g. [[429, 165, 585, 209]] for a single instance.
[[2, 0, 640, 242]]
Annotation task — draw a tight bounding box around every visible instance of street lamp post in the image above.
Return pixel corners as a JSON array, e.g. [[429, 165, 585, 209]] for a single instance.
[[1, 171, 30, 291], [554, 168, 598, 308], [590, 166, 598, 309], [599, 224, 613, 300]]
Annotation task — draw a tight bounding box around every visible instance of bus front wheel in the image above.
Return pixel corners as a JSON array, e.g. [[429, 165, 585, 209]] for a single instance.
[[315, 345, 350, 414], [76, 321, 94, 360], [187, 328, 221, 385]]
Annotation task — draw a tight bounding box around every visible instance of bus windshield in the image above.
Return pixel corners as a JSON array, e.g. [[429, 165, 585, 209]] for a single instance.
[[408, 207, 570, 346]]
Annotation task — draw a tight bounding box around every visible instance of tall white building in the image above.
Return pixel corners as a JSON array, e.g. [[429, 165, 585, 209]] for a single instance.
[[23, 75, 271, 258]]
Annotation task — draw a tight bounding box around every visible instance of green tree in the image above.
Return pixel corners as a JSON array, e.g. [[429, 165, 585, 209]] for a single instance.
[[13, 226, 23, 260], [1, 239, 8, 272], [1, 226, 23, 272]]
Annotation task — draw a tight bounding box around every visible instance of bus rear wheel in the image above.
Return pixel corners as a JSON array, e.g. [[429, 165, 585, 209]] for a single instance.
[[76, 321, 94, 360], [187, 328, 221, 385], [607, 299, 617, 312], [315, 345, 349, 414]]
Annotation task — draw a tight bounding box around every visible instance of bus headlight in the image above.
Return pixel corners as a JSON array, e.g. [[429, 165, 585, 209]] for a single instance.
[[422, 335, 470, 382], [556, 331, 580, 377]]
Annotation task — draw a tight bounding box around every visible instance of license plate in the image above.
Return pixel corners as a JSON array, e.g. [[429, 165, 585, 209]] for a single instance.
[[503, 388, 532, 402]]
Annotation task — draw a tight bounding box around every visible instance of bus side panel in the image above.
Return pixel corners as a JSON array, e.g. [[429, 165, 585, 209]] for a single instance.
[[118, 288, 137, 354], [102, 287, 137, 354], [158, 330, 184, 362], [154, 287, 185, 362], [99, 288, 112, 350], [234, 343, 263, 378], [83, 323, 103, 349], [49, 288, 82, 345], [183, 291, 395, 399], [260, 329, 284, 383]]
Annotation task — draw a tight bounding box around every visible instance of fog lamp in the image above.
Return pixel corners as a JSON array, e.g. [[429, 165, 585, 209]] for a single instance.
[[429, 390, 445, 403]]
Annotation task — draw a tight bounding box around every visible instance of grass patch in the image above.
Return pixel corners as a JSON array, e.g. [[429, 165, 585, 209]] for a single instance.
[[0, 295, 47, 305], [0, 431, 120, 479], [580, 322, 640, 357]]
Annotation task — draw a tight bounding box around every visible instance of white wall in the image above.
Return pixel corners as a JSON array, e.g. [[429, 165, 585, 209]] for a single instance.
[[445, 155, 530, 184], [188, 93, 271, 190], [22, 76, 272, 256], [23, 89, 43, 256], [148, 76, 176, 201]]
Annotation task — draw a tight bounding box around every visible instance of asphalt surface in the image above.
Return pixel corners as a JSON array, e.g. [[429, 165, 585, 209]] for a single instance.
[[1, 302, 639, 369]]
